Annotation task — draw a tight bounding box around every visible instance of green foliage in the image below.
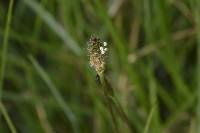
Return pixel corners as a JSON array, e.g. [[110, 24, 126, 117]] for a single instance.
[[0, 0, 198, 132]]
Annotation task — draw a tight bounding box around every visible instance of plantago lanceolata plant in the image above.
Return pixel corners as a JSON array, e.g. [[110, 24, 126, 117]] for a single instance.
[[87, 35, 136, 133]]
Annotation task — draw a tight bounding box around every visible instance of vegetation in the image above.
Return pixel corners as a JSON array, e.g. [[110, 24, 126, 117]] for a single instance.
[[0, 0, 199, 132]]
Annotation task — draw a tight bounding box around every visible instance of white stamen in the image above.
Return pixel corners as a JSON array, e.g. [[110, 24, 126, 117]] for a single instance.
[[100, 47, 103, 50], [103, 42, 107, 46]]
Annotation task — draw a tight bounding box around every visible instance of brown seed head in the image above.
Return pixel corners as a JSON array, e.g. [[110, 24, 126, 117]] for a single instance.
[[88, 35, 108, 75]]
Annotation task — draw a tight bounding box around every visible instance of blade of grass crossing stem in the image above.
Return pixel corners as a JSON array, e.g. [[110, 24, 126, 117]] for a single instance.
[[0, 0, 14, 99], [22, 0, 82, 56], [146, 64, 161, 133], [143, 104, 156, 133], [28, 55, 79, 133], [0, 102, 17, 133], [192, 0, 200, 132]]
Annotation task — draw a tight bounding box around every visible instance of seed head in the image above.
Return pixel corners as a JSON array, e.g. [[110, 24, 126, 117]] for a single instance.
[[87, 35, 108, 75]]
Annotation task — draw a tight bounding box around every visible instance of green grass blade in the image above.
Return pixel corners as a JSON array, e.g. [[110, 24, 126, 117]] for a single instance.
[[22, 0, 82, 56], [28, 55, 79, 133], [0, 102, 17, 133], [0, 0, 14, 99], [143, 104, 156, 133], [0, 0, 17, 132], [192, 0, 200, 132]]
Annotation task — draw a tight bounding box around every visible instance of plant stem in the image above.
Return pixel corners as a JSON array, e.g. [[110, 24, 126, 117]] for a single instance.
[[99, 73, 136, 132], [99, 73, 119, 133]]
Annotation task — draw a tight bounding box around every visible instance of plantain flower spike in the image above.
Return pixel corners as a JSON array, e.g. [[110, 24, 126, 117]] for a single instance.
[[88, 35, 108, 75]]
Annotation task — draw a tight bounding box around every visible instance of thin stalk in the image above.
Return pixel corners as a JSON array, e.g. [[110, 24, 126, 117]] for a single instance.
[[0, 102, 17, 133], [143, 105, 156, 133], [99, 73, 119, 133], [99, 73, 136, 132], [0, 0, 14, 99], [0, 0, 17, 132], [192, 0, 200, 132], [29, 55, 79, 133]]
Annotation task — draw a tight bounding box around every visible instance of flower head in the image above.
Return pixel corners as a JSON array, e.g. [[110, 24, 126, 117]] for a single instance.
[[87, 35, 108, 75]]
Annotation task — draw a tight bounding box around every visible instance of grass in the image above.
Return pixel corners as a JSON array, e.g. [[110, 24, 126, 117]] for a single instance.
[[0, 0, 198, 132], [192, 0, 200, 132], [0, 0, 14, 99], [0, 0, 17, 133], [0, 102, 17, 133], [28, 55, 79, 133]]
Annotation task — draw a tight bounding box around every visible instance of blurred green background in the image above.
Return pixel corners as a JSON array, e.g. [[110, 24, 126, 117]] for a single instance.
[[0, 0, 199, 133]]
